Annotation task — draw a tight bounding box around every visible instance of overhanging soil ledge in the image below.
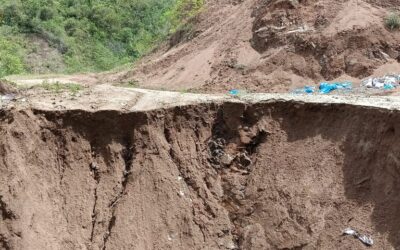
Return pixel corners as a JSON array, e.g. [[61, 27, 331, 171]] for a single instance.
[[0, 101, 399, 249]]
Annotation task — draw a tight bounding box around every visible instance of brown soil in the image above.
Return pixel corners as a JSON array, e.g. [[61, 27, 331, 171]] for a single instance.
[[112, 0, 400, 93], [1, 101, 400, 249], [0, 80, 18, 95]]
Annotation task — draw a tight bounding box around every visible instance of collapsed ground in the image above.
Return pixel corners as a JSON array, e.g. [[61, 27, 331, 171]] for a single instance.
[[1, 100, 400, 249], [1, 0, 400, 249]]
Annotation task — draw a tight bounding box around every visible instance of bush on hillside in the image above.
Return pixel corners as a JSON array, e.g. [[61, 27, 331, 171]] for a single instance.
[[0, 38, 25, 78], [385, 12, 400, 30], [0, 0, 204, 76]]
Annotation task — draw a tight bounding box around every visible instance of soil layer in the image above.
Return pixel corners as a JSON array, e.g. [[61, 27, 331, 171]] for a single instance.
[[0, 101, 399, 249]]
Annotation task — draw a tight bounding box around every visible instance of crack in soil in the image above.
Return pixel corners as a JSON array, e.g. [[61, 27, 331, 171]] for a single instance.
[[164, 127, 212, 242], [0, 195, 16, 220], [208, 107, 268, 247], [0, 234, 11, 250], [102, 136, 134, 250], [89, 161, 100, 242]]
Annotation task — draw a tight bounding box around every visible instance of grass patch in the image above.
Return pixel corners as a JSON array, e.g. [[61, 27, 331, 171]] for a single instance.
[[385, 12, 400, 30], [38, 81, 83, 94]]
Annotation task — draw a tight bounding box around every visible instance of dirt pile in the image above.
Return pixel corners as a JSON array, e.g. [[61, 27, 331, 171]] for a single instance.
[[251, 0, 400, 80], [1, 102, 400, 249], [0, 80, 18, 95], [114, 0, 400, 93]]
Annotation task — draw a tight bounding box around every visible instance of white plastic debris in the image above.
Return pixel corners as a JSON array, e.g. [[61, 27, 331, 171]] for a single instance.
[[343, 227, 373, 246], [1, 94, 16, 101], [361, 74, 400, 90], [358, 235, 374, 246], [343, 228, 357, 235]]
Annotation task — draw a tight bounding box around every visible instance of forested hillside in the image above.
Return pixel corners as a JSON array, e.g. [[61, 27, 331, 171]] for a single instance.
[[0, 0, 203, 77]]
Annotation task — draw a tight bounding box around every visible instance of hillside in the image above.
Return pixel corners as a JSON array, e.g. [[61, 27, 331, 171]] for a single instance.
[[116, 0, 400, 93], [0, 0, 203, 77], [2, 1, 400, 249]]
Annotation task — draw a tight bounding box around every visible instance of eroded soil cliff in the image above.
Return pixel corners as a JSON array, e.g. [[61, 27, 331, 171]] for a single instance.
[[1, 101, 399, 249]]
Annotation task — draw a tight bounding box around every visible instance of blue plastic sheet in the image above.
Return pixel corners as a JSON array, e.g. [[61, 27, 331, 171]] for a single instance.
[[292, 86, 315, 94], [319, 82, 352, 94], [384, 83, 395, 90], [229, 89, 239, 95]]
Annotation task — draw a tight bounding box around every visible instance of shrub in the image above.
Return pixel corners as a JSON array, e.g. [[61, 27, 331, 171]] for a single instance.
[[0, 38, 25, 78], [385, 12, 400, 30], [1, 3, 25, 26], [39, 7, 55, 21]]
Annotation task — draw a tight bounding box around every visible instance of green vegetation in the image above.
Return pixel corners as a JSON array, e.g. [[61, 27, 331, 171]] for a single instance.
[[0, 36, 25, 77], [385, 12, 400, 30], [0, 0, 204, 78], [37, 81, 83, 94]]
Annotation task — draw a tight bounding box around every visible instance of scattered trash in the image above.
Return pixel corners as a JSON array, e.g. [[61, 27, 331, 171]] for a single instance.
[[229, 89, 248, 97], [1, 94, 16, 101], [319, 82, 352, 94], [292, 82, 352, 95], [292, 86, 315, 94], [342, 227, 373, 246], [384, 83, 395, 90], [361, 74, 400, 89], [286, 24, 315, 34]]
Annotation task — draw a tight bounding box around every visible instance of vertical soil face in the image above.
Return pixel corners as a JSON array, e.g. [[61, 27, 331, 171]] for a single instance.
[[0, 103, 399, 249]]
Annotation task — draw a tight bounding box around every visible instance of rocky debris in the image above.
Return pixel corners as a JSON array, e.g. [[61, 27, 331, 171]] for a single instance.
[[220, 153, 234, 166], [208, 138, 226, 167], [236, 152, 252, 168], [0, 80, 19, 108], [90, 162, 99, 171]]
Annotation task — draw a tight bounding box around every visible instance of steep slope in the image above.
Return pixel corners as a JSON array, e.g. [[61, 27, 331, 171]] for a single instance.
[[1, 101, 400, 249], [0, 0, 196, 76], [116, 0, 400, 93]]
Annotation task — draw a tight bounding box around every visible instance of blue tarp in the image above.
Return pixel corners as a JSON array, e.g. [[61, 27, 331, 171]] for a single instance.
[[292, 86, 315, 94], [319, 82, 352, 94], [293, 82, 352, 94]]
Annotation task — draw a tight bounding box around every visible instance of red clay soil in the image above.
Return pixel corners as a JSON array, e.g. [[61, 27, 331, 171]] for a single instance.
[[114, 0, 400, 93], [1, 102, 400, 249]]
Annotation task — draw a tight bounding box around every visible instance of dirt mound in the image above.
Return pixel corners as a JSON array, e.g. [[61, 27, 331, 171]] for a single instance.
[[1, 102, 400, 249], [113, 0, 400, 93], [251, 0, 400, 80], [0, 80, 18, 95]]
